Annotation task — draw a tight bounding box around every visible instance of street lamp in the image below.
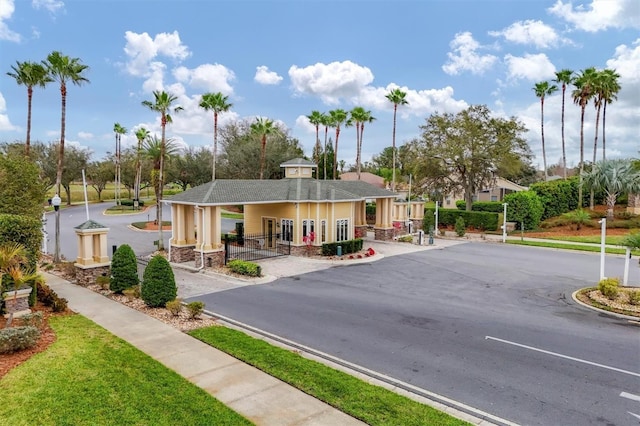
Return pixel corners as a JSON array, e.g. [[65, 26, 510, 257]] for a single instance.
[[52, 194, 61, 263], [598, 218, 606, 281]]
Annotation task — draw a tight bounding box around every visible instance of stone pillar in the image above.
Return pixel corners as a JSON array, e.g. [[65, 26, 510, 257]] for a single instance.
[[194, 250, 225, 268], [74, 220, 111, 287], [374, 197, 395, 241], [2, 288, 32, 318]]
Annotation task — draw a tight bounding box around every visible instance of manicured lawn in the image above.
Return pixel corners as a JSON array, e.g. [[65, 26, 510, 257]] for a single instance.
[[0, 315, 251, 426], [189, 326, 470, 426], [532, 234, 638, 245], [222, 212, 244, 219], [506, 239, 640, 256]]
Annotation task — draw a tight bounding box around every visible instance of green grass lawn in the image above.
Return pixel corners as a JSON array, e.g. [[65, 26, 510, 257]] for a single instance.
[[529, 233, 638, 245], [189, 326, 470, 426], [221, 212, 244, 219], [506, 239, 640, 256], [0, 315, 251, 426]]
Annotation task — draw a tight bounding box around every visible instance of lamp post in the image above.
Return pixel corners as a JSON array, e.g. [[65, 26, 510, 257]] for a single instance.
[[598, 218, 606, 281], [434, 201, 439, 236], [52, 194, 61, 263]]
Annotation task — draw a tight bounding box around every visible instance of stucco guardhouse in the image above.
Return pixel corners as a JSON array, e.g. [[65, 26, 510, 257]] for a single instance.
[[164, 158, 424, 268]]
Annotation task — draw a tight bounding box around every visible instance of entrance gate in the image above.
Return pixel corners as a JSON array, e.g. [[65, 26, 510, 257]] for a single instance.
[[224, 231, 290, 264]]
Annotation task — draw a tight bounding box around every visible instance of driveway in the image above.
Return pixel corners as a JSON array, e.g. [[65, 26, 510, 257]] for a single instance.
[[186, 242, 640, 426]]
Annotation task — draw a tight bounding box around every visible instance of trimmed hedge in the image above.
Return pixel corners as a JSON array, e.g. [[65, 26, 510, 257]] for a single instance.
[[529, 179, 578, 221], [141, 255, 177, 308], [425, 208, 499, 231], [504, 190, 544, 230], [110, 244, 139, 293], [119, 199, 145, 207], [0, 214, 41, 270], [322, 238, 364, 256], [227, 260, 262, 277], [455, 200, 505, 213]]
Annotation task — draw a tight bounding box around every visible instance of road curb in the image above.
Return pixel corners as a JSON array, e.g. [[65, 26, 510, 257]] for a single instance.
[[571, 289, 640, 321]]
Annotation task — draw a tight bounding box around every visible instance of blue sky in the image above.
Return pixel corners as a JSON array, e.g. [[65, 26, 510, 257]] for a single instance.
[[1, 0, 639, 172]]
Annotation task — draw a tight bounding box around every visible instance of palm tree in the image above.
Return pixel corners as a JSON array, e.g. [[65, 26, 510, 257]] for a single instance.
[[572, 67, 597, 206], [143, 134, 180, 228], [43, 51, 90, 263], [141, 91, 183, 251], [134, 127, 150, 208], [199, 92, 232, 181], [6, 61, 52, 157], [533, 81, 558, 181], [113, 123, 127, 206], [553, 69, 573, 179], [328, 109, 348, 179], [599, 69, 621, 161], [319, 112, 332, 180], [250, 117, 276, 179], [349, 106, 376, 180], [306, 110, 323, 178], [581, 159, 640, 219], [385, 88, 408, 191]]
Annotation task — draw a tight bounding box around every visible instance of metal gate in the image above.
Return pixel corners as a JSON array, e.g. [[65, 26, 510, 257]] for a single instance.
[[224, 232, 290, 264]]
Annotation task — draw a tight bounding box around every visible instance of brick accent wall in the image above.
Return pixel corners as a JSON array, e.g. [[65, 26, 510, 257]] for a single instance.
[[194, 250, 225, 269], [374, 227, 395, 241], [289, 245, 321, 257], [355, 225, 368, 238], [3, 288, 32, 317], [170, 245, 196, 263], [75, 265, 111, 287]]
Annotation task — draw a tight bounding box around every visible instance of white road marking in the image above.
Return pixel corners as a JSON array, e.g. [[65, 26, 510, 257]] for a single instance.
[[485, 336, 640, 378], [621, 392, 640, 402], [629, 412, 640, 421]]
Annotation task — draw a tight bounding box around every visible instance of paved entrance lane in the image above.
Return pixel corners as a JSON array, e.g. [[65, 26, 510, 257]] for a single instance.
[[189, 243, 640, 426]]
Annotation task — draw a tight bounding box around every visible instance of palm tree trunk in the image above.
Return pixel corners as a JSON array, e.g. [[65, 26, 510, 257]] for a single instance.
[[392, 105, 398, 192], [212, 112, 218, 181], [602, 102, 607, 161], [134, 139, 141, 207], [333, 129, 340, 180], [54, 83, 67, 263], [323, 126, 328, 180], [356, 122, 361, 180], [26, 87, 33, 157], [590, 104, 602, 209], [561, 85, 567, 179], [157, 119, 166, 251], [541, 98, 548, 181]]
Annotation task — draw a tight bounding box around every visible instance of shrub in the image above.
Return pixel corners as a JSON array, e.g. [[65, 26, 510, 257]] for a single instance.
[[0, 326, 40, 354], [504, 190, 544, 230], [123, 286, 140, 301], [422, 212, 434, 232], [455, 216, 466, 237], [321, 239, 364, 256], [628, 290, 640, 306], [0, 214, 42, 270], [110, 244, 139, 294], [530, 178, 579, 220], [36, 281, 68, 312], [563, 209, 592, 230], [96, 275, 110, 290], [598, 277, 620, 300], [456, 200, 505, 213], [186, 301, 205, 319], [119, 199, 145, 207], [141, 255, 177, 308], [425, 208, 499, 231], [397, 235, 413, 243], [166, 299, 183, 316], [21, 311, 43, 328], [227, 259, 262, 277]]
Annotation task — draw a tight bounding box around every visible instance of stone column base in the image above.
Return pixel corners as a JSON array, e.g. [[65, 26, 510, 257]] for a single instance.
[[194, 250, 225, 269], [74, 264, 111, 287], [289, 245, 321, 257], [355, 225, 368, 238], [374, 227, 395, 241], [170, 245, 196, 263], [3, 287, 32, 318]]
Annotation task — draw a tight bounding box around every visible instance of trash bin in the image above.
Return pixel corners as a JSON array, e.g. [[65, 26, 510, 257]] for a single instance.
[[337, 246, 342, 256]]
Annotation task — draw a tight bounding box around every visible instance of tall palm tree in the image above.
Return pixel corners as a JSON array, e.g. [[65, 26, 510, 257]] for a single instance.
[[6, 61, 52, 157], [113, 123, 127, 206], [349, 106, 376, 180], [44, 51, 90, 263], [572, 67, 597, 206], [599, 69, 621, 161], [141, 90, 183, 251], [533, 81, 558, 181], [385, 88, 408, 191], [328, 109, 348, 180], [306, 110, 323, 178], [199, 92, 233, 181], [553, 69, 574, 179], [250, 117, 276, 180], [134, 127, 150, 208], [143, 134, 180, 229], [319, 112, 332, 180]]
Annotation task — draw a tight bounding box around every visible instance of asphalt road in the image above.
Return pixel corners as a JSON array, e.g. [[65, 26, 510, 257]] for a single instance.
[[187, 243, 640, 426], [44, 202, 240, 261]]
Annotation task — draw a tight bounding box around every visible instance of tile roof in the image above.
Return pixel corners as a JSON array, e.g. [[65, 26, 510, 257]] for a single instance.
[[280, 158, 317, 167], [165, 179, 396, 205], [74, 219, 108, 230]]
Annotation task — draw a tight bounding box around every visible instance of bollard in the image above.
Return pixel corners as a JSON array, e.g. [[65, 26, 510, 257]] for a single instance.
[[337, 245, 342, 257]]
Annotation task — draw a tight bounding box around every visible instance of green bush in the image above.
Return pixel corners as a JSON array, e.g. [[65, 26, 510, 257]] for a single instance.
[[321, 239, 364, 256], [563, 209, 592, 230], [455, 216, 466, 236], [628, 290, 640, 306], [422, 212, 435, 232], [122, 286, 140, 301], [21, 311, 43, 328], [0, 326, 40, 354], [598, 277, 619, 300], [366, 203, 376, 216], [530, 178, 578, 220], [455, 200, 504, 213], [110, 244, 139, 294], [141, 255, 177, 308], [425, 208, 498, 231], [186, 301, 205, 319], [0, 214, 42, 270], [119, 199, 145, 207], [0, 153, 47, 219], [397, 235, 413, 243], [166, 299, 182, 316], [504, 190, 544, 230], [96, 275, 110, 290], [227, 259, 262, 277], [36, 281, 68, 312]]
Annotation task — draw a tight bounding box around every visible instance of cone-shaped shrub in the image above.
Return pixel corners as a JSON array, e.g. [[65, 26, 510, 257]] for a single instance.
[[141, 255, 177, 307], [110, 244, 139, 293]]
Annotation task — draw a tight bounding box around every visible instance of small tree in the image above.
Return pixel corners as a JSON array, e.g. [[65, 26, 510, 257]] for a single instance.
[[455, 216, 466, 237], [109, 244, 139, 294], [141, 255, 177, 307], [504, 190, 544, 231]]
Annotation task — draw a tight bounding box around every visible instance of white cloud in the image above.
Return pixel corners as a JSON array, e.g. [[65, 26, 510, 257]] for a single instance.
[[254, 66, 283, 85], [0, 0, 21, 42], [357, 84, 468, 117], [123, 30, 191, 86], [442, 32, 498, 76], [0, 92, 19, 131], [504, 53, 556, 82], [295, 115, 317, 134], [289, 60, 374, 104], [548, 0, 640, 32], [607, 38, 640, 85], [489, 20, 568, 49], [32, 0, 65, 14], [77, 131, 94, 140], [173, 63, 235, 94]]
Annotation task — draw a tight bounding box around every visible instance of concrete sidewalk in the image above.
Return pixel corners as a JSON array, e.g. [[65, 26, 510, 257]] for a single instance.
[[45, 272, 365, 426]]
